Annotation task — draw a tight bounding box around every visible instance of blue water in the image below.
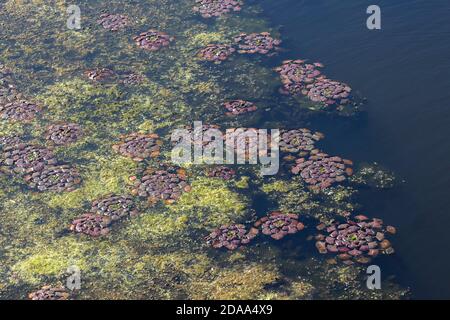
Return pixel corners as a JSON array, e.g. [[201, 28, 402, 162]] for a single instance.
[[260, 0, 450, 299]]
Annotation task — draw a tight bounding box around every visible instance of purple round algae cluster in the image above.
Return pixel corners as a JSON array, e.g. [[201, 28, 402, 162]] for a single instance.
[[45, 123, 82, 146], [291, 153, 353, 190], [120, 73, 146, 85], [223, 99, 257, 116], [226, 127, 259, 157], [193, 0, 243, 18], [131, 165, 190, 204], [254, 211, 304, 240], [206, 223, 259, 250], [91, 194, 138, 221], [97, 13, 131, 31], [28, 286, 70, 300], [84, 68, 115, 82], [206, 166, 236, 180], [174, 124, 223, 149], [24, 164, 82, 192], [303, 76, 352, 106], [70, 213, 112, 237], [0, 100, 42, 122], [234, 32, 281, 55], [0, 135, 23, 150], [275, 60, 323, 95], [315, 215, 396, 264], [133, 29, 174, 51], [198, 44, 236, 63], [1, 66, 42, 122], [275, 59, 353, 108], [279, 128, 324, 155], [112, 132, 162, 162], [0, 142, 57, 174]]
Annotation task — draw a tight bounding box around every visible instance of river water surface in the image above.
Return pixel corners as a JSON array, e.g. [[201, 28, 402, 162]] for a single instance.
[[260, 0, 450, 299]]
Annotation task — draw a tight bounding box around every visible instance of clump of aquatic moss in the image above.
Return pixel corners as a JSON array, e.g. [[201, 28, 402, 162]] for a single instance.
[[36, 78, 123, 123], [350, 162, 398, 189], [11, 237, 90, 285], [190, 264, 280, 300], [169, 177, 251, 229], [122, 213, 190, 247], [42, 155, 137, 210]]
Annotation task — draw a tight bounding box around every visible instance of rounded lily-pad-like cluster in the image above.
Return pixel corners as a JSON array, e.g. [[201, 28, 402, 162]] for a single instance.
[[24, 164, 82, 192], [234, 32, 281, 55], [275, 60, 323, 95], [198, 44, 236, 63], [28, 286, 70, 300], [275, 59, 353, 108], [315, 215, 396, 264], [91, 194, 138, 221], [193, 0, 243, 18], [279, 129, 324, 155], [291, 153, 353, 190], [45, 123, 82, 146], [205, 224, 259, 250], [70, 213, 112, 237], [254, 211, 304, 240], [223, 100, 257, 116], [225, 128, 261, 161], [0, 135, 22, 150], [133, 29, 174, 51], [131, 165, 190, 204], [0, 143, 57, 174], [84, 68, 115, 82], [112, 132, 162, 162], [97, 13, 130, 31], [120, 73, 145, 85], [174, 124, 223, 149], [0, 100, 42, 122], [303, 76, 352, 106], [206, 166, 236, 180]]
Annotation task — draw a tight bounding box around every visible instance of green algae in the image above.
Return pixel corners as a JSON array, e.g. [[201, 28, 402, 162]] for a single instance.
[[42, 155, 137, 210], [350, 162, 398, 189], [168, 177, 252, 229]]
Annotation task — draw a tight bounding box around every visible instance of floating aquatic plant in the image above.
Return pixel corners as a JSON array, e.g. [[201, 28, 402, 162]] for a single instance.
[[91, 194, 139, 221], [0, 100, 42, 122], [254, 211, 304, 240], [131, 165, 190, 204], [223, 99, 257, 116], [45, 123, 82, 146], [193, 0, 243, 19], [133, 29, 174, 51], [315, 215, 396, 264], [70, 213, 111, 237], [28, 285, 70, 300], [234, 32, 281, 55], [205, 223, 258, 250], [97, 13, 131, 32], [291, 153, 353, 190], [24, 164, 82, 192], [112, 132, 162, 162], [198, 44, 236, 63]]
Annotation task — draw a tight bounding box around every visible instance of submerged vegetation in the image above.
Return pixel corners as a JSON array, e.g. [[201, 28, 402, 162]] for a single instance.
[[0, 0, 408, 299]]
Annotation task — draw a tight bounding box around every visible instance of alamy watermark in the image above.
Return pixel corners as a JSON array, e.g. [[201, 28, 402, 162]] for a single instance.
[[367, 5, 381, 30], [66, 265, 81, 291], [366, 265, 381, 290], [67, 5, 81, 30], [171, 121, 280, 176]]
